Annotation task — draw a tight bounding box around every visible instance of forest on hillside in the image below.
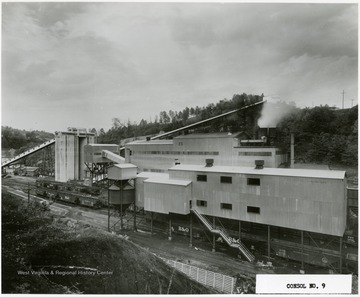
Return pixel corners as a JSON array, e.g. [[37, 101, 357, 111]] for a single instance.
[[96, 93, 264, 144], [277, 105, 358, 166], [1, 92, 358, 167], [96, 92, 357, 166], [1, 127, 54, 153]]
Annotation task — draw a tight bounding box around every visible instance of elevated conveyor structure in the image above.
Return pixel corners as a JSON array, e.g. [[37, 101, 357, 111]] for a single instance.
[[101, 150, 125, 164], [191, 207, 255, 262], [151, 100, 265, 140], [1, 139, 55, 168]]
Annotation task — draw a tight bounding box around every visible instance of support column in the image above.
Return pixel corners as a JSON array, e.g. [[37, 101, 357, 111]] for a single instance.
[[238, 221, 241, 241], [168, 215, 172, 241], [107, 179, 110, 232], [189, 213, 193, 247], [150, 212, 153, 235], [267, 225, 271, 258], [212, 216, 216, 252], [339, 237, 343, 273], [301, 230, 304, 272], [133, 201, 137, 232], [120, 180, 123, 230]]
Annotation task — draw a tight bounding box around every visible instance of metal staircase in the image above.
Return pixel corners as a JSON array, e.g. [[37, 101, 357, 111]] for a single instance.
[[1, 139, 55, 168], [191, 208, 255, 262]]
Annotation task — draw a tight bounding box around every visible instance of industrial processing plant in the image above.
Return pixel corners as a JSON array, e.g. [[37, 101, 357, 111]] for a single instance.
[[2, 102, 357, 279]]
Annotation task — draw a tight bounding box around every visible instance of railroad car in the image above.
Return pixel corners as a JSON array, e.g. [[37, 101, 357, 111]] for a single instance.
[[35, 178, 106, 209]]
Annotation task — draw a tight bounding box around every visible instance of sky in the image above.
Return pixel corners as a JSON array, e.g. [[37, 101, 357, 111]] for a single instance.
[[1, 2, 358, 133]]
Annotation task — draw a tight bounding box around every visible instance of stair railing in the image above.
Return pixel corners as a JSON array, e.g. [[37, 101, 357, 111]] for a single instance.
[[191, 207, 255, 262]]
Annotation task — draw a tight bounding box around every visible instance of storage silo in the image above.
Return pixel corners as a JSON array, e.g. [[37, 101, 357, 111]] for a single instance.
[[55, 128, 96, 182]]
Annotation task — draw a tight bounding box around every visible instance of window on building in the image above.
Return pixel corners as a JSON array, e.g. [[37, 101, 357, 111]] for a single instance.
[[247, 206, 260, 214], [221, 203, 232, 210], [238, 152, 272, 156], [247, 178, 260, 186], [220, 176, 232, 184], [197, 175, 207, 182], [196, 200, 207, 207]]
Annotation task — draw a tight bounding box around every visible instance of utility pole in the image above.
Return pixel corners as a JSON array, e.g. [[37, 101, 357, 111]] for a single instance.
[[341, 90, 345, 109]]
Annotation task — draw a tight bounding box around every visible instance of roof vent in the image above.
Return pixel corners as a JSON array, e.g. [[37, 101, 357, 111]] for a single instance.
[[205, 159, 214, 167], [255, 160, 264, 169]]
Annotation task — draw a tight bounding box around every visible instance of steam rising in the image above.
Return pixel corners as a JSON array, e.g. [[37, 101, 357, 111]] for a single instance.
[[258, 100, 296, 128]]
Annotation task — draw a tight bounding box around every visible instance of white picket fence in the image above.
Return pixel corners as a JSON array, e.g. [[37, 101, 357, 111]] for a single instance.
[[161, 258, 235, 294]]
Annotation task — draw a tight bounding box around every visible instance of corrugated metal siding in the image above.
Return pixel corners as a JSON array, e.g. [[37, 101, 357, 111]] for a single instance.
[[84, 144, 119, 163], [108, 165, 137, 180], [143, 181, 191, 215], [125, 137, 285, 171], [169, 169, 346, 236]]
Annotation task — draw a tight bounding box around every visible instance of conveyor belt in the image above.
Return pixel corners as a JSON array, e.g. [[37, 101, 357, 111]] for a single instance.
[[2, 139, 55, 168], [101, 150, 125, 164]]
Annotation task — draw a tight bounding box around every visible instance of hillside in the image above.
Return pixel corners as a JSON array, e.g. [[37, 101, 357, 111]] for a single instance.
[[277, 105, 358, 166], [97, 93, 264, 144], [2, 193, 215, 294], [2, 126, 54, 151], [2, 95, 358, 168]]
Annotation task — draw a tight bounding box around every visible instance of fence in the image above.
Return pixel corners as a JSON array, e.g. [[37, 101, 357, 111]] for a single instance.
[[161, 258, 235, 294]]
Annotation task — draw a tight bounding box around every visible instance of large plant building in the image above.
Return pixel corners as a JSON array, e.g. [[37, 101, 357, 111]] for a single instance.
[[35, 124, 356, 273]]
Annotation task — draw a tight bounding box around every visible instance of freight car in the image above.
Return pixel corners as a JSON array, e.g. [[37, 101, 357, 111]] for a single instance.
[[35, 178, 107, 209]]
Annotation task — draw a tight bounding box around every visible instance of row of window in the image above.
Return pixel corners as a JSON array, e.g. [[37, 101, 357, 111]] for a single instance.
[[133, 151, 219, 156], [196, 200, 260, 214], [238, 151, 272, 156], [142, 168, 165, 173], [197, 174, 260, 186]]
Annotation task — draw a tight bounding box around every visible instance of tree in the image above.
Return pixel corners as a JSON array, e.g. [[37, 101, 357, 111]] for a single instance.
[[182, 107, 190, 122], [302, 105, 335, 135], [168, 110, 175, 122], [89, 128, 97, 136], [112, 118, 122, 129], [159, 111, 170, 124]]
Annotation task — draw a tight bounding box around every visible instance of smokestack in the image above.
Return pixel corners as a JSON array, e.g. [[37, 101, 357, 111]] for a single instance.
[[205, 159, 214, 167], [290, 133, 295, 168], [255, 160, 264, 169]]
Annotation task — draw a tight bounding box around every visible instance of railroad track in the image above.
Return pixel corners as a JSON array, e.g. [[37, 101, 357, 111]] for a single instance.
[[2, 179, 151, 233]]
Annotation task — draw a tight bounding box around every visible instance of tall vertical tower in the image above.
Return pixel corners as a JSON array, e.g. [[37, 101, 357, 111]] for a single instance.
[[55, 128, 96, 182]]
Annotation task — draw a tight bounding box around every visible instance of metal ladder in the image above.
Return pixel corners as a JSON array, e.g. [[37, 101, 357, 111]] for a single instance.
[[191, 207, 255, 262]]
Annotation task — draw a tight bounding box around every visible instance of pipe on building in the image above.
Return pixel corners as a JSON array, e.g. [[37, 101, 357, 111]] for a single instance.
[[290, 133, 295, 168]]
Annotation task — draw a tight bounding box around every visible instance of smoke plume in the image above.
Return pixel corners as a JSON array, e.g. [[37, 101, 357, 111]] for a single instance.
[[257, 100, 296, 128]]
